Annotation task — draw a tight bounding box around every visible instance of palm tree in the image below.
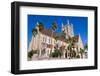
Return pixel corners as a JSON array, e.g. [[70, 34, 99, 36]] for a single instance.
[[32, 28, 38, 37], [67, 44, 73, 59], [84, 44, 88, 58], [66, 37, 75, 59], [51, 22, 57, 32], [37, 22, 44, 32], [30, 28, 38, 54], [84, 44, 88, 50], [62, 31, 66, 39], [54, 35, 59, 42], [51, 22, 57, 52], [66, 37, 72, 43]]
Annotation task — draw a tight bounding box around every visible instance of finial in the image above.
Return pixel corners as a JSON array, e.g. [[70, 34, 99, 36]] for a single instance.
[[62, 22, 64, 31], [71, 23, 73, 28], [37, 22, 39, 25], [62, 23, 64, 27], [79, 33, 81, 37], [36, 22, 39, 32], [71, 23, 73, 26]]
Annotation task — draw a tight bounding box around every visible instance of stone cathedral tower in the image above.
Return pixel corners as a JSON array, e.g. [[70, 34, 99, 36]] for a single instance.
[[62, 20, 74, 39]]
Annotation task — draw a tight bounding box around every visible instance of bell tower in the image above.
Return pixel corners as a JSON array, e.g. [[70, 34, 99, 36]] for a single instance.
[[62, 20, 74, 39]]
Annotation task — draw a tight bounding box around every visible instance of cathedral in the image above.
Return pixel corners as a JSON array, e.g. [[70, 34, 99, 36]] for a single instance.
[[28, 20, 85, 60]]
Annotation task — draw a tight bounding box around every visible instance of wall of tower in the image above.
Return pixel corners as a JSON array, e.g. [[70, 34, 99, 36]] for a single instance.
[[62, 22, 74, 39]]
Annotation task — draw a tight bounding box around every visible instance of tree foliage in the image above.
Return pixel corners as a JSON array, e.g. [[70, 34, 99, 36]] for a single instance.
[[51, 22, 57, 31], [28, 50, 38, 58], [51, 49, 63, 58], [32, 28, 38, 37], [37, 22, 44, 32]]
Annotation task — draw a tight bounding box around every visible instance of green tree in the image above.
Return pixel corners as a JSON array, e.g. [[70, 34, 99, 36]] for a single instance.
[[31, 28, 38, 51], [71, 50, 76, 58], [28, 50, 33, 59], [61, 31, 66, 39], [37, 22, 44, 32], [84, 44, 88, 50], [51, 49, 62, 58], [28, 50, 38, 59], [32, 28, 38, 37], [67, 37, 74, 59], [80, 48, 85, 58], [54, 35, 59, 42], [76, 54, 80, 58], [51, 22, 57, 53], [51, 22, 57, 32]]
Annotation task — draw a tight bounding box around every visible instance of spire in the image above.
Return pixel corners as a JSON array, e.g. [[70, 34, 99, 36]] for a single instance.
[[79, 33, 81, 39], [71, 23, 74, 36], [62, 22, 64, 31], [36, 22, 39, 32], [37, 21, 39, 25], [71, 23, 73, 26], [71, 23, 73, 29], [67, 20, 69, 25], [62, 22, 64, 28]]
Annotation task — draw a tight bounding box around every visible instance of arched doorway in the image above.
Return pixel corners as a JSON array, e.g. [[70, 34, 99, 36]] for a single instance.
[[41, 49, 46, 56]]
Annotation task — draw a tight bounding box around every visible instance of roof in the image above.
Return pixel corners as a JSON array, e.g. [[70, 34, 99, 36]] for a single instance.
[[42, 28, 67, 42], [40, 28, 79, 43], [56, 36, 67, 42], [72, 35, 79, 42], [41, 28, 56, 37], [66, 35, 79, 43]]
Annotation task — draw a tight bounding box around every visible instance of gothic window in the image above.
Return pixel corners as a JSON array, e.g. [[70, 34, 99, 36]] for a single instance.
[[49, 38, 51, 44], [45, 37, 46, 43], [43, 37, 47, 43], [43, 37, 45, 42]]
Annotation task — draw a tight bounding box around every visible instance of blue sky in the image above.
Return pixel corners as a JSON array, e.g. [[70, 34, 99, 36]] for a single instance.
[[28, 15, 88, 47]]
